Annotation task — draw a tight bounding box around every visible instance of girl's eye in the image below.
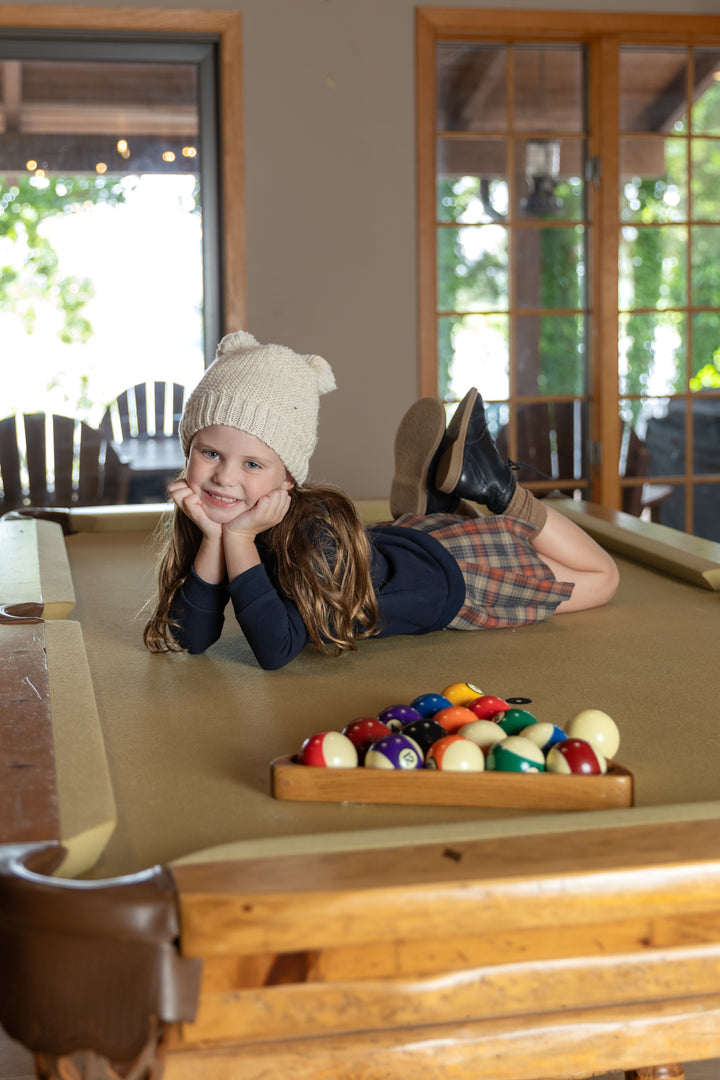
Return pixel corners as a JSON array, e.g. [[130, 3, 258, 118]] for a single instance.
[[202, 449, 220, 460], [245, 460, 261, 470]]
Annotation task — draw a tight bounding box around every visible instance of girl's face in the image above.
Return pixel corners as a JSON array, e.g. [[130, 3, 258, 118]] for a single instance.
[[186, 425, 293, 523]]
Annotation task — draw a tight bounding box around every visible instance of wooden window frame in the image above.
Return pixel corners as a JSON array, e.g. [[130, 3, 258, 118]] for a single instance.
[[0, 3, 245, 339], [417, 7, 720, 513]]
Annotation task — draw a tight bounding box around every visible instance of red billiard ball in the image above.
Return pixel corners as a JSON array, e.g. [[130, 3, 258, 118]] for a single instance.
[[342, 717, 392, 762], [433, 705, 478, 733], [425, 734, 485, 772], [546, 738, 607, 775], [300, 731, 358, 768], [467, 695, 509, 721]]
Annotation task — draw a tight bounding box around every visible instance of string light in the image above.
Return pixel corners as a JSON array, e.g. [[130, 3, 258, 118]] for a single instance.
[[96, 162, 108, 174], [26, 159, 37, 171], [162, 151, 176, 163], [181, 146, 197, 158]]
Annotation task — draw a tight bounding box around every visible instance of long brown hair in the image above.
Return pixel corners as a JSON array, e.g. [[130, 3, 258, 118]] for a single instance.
[[143, 484, 380, 656]]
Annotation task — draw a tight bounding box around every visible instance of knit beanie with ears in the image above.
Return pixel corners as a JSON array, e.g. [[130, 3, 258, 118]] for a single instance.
[[179, 331, 336, 485]]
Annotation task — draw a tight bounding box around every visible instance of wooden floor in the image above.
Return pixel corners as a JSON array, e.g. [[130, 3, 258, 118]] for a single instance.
[[1, 1027, 718, 1080]]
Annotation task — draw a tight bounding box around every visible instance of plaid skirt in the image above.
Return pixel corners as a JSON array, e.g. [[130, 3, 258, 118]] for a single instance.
[[392, 513, 574, 630]]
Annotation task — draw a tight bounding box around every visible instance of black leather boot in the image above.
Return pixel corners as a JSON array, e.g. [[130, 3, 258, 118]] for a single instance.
[[390, 398, 460, 517], [434, 389, 518, 514]]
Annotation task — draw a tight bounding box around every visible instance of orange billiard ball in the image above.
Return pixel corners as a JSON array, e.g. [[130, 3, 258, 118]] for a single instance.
[[425, 734, 485, 772]]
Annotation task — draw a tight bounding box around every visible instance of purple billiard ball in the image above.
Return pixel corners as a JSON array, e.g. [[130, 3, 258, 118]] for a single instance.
[[410, 692, 453, 718], [365, 733, 423, 770], [376, 704, 423, 732]]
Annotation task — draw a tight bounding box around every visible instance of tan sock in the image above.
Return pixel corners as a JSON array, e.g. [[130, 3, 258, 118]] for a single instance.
[[503, 484, 547, 533]]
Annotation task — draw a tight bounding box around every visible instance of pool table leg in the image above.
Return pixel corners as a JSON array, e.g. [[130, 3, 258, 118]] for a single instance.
[[625, 1066, 684, 1079]]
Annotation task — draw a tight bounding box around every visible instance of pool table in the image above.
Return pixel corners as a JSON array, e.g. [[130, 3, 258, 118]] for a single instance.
[[1, 500, 720, 1080]]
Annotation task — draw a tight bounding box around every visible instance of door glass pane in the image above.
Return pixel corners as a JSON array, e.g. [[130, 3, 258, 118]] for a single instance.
[[437, 224, 508, 312], [690, 50, 720, 135], [690, 312, 720, 389], [619, 48, 687, 133], [515, 226, 585, 309], [515, 315, 585, 396], [436, 138, 507, 223], [438, 313, 509, 402], [619, 225, 687, 310], [620, 137, 687, 223], [619, 312, 685, 397], [513, 45, 584, 133], [0, 50, 210, 425], [436, 44, 507, 132], [690, 225, 720, 306], [516, 137, 585, 221]]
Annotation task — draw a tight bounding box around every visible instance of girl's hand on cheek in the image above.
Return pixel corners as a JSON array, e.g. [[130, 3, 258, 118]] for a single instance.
[[168, 479, 222, 540], [225, 488, 292, 540]]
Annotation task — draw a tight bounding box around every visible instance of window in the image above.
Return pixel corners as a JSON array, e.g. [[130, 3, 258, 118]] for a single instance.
[[418, 10, 720, 541], [0, 8, 243, 426]]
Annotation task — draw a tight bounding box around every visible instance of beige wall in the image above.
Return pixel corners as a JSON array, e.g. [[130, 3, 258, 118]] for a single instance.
[[14, 0, 720, 497]]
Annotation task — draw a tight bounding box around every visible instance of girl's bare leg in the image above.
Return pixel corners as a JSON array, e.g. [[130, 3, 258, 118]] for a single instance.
[[531, 502, 620, 613]]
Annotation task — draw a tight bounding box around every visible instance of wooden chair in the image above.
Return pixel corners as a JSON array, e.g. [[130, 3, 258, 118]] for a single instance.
[[99, 382, 187, 502], [99, 381, 186, 444], [494, 403, 672, 519], [0, 413, 130, 513]]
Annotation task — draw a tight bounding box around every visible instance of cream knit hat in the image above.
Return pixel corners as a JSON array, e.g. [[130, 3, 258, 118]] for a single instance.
[[179, 331, 336, 484]]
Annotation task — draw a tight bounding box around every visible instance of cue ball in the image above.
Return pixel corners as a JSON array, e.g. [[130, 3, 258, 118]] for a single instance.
[[365, 734, 423, 770], [342, 718, 392, 762], [467, 695, 509, 720], [458, 720, 507, 755], [300, 731, 358, 768], [486, 736, 546, 773], [546, 738, 607, 775], [441, 681, 484, 706], [376, 704, 422, 732], [433, 705, 478, 733], [565, 709, 620, 760], [425, 734, 485, 772], [410, 692, 453, 718]]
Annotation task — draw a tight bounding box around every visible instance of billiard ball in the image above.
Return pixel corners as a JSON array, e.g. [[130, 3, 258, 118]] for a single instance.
[[441, 681, 484, 706], [376, 704, 422, 731], [433, 705, 479, 733], [401, 719, 446, 756], [365, 733, 423, 770], [457, 719, 507, 755], [486, 736, 546, 773], [496, 708, 538, 736], [520, 721, 567, 755], [466, 695, 509, 720], [565, 709, 620, 760], [342, 717, 392, 762], [410, 692, 453, 718], [546, 738, 607, 775], [425, 734, 485, 772], [300, 731, 358, 768]]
